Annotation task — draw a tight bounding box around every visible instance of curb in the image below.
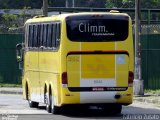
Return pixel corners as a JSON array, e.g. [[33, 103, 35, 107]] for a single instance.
[[0, 87, 22, 95], [0, 91, 22, 94], [134, 95, 160, 106]]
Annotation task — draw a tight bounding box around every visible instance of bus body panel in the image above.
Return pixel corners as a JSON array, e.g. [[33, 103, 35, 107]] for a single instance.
[[64, 43, 131, 104], [38, 51, 61, 103], [23, 51, 40, 101], [67, 54, 129, 87], [60, 14, 133, 105], [22, 12, 134, 109]]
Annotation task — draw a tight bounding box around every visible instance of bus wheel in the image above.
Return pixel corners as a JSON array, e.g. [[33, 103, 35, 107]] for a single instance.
[[52, 105, 61, 114], [27, 88, 39, 108], [45, 92, 51, 113], [50, 94, 61, 114], [28, 100, 39, 108]]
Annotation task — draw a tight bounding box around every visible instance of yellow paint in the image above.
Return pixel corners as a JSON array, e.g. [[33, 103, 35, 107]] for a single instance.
[[22, 12, 134, 107], [81, 55, 115, 78], [116, 55, 129, 87], [67, 55, 80, 87]]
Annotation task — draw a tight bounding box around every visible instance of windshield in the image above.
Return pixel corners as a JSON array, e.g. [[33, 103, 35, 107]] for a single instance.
[[66, 15, 129, 42]]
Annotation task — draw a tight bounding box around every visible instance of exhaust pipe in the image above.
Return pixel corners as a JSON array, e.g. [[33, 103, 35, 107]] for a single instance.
[[114, 94, 121, 99]]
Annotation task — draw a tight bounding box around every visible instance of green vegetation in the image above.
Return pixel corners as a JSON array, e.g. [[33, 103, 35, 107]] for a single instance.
[[0, 7, 33, 33], [105, 0, 160, 9], [0, 0, 106, 9], [0, 83, 21, 87], [0, 0, 160, 9], [0, 0, 42, 9], [2, 14, 18, 27], [145, 89, 160, 94]]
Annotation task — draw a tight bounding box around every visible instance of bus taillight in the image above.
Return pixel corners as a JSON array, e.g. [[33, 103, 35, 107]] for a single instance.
[[128, 71, 134, 87], [62, 72, 68, 85]]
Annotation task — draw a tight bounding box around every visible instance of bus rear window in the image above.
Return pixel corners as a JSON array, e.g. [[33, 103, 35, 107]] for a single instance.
[[66, 15, 129, 42]]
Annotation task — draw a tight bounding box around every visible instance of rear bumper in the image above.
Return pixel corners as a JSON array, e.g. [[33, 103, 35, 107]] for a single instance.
[[60, 87, 133, 106]]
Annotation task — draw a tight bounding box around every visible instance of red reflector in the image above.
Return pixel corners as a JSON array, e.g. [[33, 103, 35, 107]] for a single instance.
[[128, 71, 134, 86], [65, 94, 70, 96], [126, 94, 131, 96], [62, 72, 68, 84]]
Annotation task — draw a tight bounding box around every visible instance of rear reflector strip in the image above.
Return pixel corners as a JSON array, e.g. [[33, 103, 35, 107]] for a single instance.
[[67, 50, 129, 56], [68, 87, 128, 92], [92, 87, 104, 91]]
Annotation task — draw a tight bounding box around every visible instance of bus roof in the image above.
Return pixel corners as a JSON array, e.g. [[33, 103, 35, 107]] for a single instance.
[[25, 11, 129, 24]]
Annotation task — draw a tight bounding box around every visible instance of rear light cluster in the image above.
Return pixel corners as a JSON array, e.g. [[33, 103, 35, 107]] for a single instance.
[[62, 71, 134, 87], [128, 71, 134, 87], [62, 72, 68, 85]]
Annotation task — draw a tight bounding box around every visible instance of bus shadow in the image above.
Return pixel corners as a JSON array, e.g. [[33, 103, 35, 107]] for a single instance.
[[31, 104, 160, 119], [61, 107, 123, 119], [61, 105, 160, 119], [37, 105, 123, 119], [37, 106, 46, 110]]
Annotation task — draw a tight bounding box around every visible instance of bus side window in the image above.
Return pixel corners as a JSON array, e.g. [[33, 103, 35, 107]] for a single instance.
[[52, 23, 56, 48], [40, 24, 44, 47], [33, 25, 38, 48], [50, 24, 53, 47], [28, 25, 30, 47], [32, 25, 35, 47], [43, 24, 47, 47], [46, 24, 49, 47], [28, 25, 33, 48], [25, 25, 28, 48], [37, 24, 41, 47], [47, 24, 52, 48], [55, 23, 60, 48]]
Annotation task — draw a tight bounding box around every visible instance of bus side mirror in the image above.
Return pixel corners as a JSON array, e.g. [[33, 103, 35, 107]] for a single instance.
[[16, 43, 23, 62]]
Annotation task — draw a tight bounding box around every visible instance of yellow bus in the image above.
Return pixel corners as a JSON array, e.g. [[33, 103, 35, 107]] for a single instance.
[[16, 11, 134, 114]]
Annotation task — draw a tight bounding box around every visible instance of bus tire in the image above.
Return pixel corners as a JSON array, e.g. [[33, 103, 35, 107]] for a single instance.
[[52, 105, 61, 114], [52, 106, 61, 114], [46, 92, 51, 113], [28, 100, 39, 108], [50, 91, 61, 114], [27, 86, 39, 108]]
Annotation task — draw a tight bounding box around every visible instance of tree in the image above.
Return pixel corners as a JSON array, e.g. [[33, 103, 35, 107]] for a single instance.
[[0, 0, 42, 9], [75, 0, 106, 8], [48, 0, 65, 7], [2, 13, 18, 28], [20, 6, 31, 25], [105, 0, 124, 8], [0, 13, 19, 33], [48, 0, 106, 8], [105, 0, 160, 9], [105, 0, 160, 22]]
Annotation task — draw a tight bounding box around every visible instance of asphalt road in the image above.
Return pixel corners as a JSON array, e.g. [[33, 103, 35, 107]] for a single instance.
[[0, 94, 160, 120]]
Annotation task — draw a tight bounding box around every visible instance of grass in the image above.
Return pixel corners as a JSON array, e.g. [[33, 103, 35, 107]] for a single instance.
[[145, 89, 160, 94], [0, 83, 21, 87]]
